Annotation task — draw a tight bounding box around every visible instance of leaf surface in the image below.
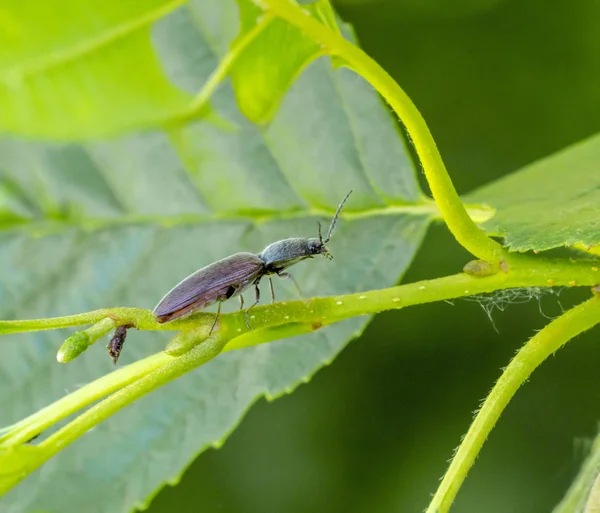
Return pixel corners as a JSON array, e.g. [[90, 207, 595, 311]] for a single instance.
[[0, 2, 430, 512], [228, 0, 341, 124], [0, 0, 348, 139], [470, 133, 600, 252], [0, 0, 195, 138]]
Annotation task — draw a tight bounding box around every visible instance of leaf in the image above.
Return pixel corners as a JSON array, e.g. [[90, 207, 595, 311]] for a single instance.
[[229, 0, 341, 124], [469, 133, 600, 252], [0, 2, 429, 513], [0, 0, 197, 139], [0, 0, 345, 139]]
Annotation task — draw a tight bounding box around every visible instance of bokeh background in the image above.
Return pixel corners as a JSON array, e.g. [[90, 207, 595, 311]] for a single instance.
[[148, 0, 600, 511]]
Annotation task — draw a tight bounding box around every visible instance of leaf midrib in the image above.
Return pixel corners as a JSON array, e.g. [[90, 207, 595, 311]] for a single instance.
[[0, 201, 494, 237]]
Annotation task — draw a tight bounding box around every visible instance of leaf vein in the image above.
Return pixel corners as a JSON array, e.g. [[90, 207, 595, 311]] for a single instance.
[[185, 11, 311, 209], [327, 63, 388, 204], [0, 0, 187, 82]]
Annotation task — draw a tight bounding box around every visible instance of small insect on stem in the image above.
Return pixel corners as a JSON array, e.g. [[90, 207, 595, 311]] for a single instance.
[[107, 324, 134, 365], [152, 190, 353, 332]]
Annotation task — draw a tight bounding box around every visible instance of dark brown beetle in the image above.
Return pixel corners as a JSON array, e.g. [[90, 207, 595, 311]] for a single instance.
[[153, 190, 353, 332]]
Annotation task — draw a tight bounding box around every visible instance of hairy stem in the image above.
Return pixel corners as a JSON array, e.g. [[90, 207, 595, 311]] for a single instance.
[[427, 296, 600, 513], [257, 0, 506, 265]]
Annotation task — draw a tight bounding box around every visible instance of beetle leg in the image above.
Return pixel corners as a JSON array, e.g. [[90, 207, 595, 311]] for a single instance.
[[209, 300, 222, 335], [239, 294, 244, 311], [278, 272, 302, 298], [245, 283, 261, 330], [269, 276, 275, 303]]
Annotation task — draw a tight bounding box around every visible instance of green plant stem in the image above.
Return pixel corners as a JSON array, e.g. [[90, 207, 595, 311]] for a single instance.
[[554, 428, 600, 513], [223, 322, 316, 352], [1, 273, 492, 450], [0, 271, 518, 449], [0, 335, 227, 494], [0, 352, 173, 447], [1, 254, 598, 336], [0, 307, 215, 335], [1, 255, 598, 457], [257, 0, 506, 265], [427, 296, 600, 513]]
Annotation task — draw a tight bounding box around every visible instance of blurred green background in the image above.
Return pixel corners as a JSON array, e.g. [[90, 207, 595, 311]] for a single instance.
[[148, 0, 600, 511]]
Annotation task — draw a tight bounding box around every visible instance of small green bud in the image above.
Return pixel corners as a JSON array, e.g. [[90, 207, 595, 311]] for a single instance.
[[57, 331, 91, 363], [56, 317, 117, 363]]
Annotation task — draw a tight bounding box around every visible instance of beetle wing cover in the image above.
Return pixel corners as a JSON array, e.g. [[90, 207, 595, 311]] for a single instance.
[[153, 252, 264, 322]]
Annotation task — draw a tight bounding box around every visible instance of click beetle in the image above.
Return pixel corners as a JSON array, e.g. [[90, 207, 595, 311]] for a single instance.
[[153, 190, 353, 333]]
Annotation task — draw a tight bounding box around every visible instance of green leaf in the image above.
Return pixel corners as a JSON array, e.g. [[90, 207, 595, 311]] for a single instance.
[[229, 0, 341, 124], [0, 0, 198, 139], [469, 133, 600, 252], [0, 0, 349, 139], [0, 2, 429, 513]]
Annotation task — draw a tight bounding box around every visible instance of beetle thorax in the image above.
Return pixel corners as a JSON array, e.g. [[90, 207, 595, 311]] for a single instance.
[[258, 237, 328, 273]]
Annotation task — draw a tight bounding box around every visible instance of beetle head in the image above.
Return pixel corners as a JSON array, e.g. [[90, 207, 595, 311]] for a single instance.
[[309, 233, 332, 260]]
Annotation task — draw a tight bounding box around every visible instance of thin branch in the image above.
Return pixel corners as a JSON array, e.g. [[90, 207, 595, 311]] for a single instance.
[[257, 0, 506, 265], [427, 296, 600, 513]]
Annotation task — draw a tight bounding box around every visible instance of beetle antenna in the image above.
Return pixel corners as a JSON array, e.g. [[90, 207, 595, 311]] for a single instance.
[[317, 221, 323, 243], [324, 190, 353, 243]]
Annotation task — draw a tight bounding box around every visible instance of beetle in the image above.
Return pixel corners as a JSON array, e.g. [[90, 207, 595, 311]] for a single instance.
[[152, 190, 353, 333]]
